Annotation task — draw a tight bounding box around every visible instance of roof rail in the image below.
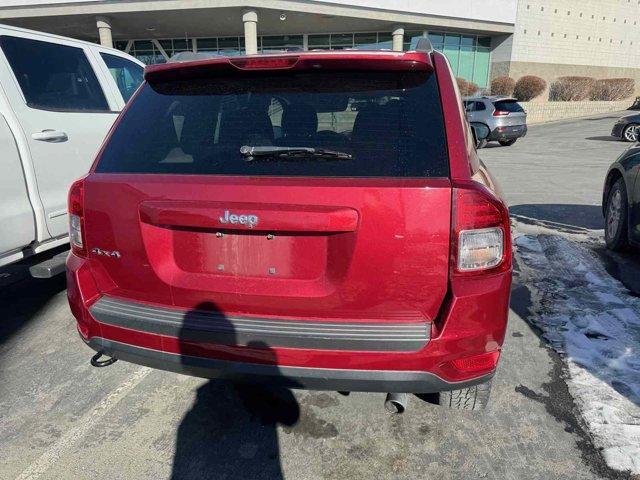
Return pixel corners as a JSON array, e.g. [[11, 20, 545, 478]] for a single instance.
[[414, 37, 433, 53]]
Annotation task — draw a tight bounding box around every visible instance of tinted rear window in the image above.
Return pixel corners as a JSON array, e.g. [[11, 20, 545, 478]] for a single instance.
[[493, 100, 524, 113], [96, 70, 449, 177]]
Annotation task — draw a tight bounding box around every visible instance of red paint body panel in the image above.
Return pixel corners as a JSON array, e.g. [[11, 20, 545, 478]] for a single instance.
[[68, 49, 512, 388], [67, 249, 510, 381], [82, 174, 452, 317]]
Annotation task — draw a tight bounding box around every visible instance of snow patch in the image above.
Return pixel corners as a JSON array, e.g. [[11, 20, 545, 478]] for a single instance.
[[516, 234, 640, 474]]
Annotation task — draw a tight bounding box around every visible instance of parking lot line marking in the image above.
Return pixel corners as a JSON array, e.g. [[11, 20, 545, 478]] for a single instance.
[[15, 367, 151, 480]]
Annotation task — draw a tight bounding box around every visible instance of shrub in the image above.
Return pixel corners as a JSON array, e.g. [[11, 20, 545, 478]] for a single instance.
[[590, 78, 635, 101], [491, 76, 516, 96], [456, 77, 479, 96], [513, 75, 547, 101], [549, 76, 595, 101]]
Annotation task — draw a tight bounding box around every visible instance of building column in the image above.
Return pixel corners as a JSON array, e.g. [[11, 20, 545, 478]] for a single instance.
[[96, 16, 113, 48], [392, 25, 404, 52], [242, 9, 258, 55]]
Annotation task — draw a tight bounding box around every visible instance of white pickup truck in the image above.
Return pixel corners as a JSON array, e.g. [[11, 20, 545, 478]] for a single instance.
[[0, 24, 143, 277]]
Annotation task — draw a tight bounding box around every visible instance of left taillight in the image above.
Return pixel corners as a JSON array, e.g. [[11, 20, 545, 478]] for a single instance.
[[68, 178, 86, 256]]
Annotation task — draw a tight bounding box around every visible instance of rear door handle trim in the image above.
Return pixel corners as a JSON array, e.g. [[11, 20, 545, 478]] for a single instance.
[[139, 201, 359, 233]]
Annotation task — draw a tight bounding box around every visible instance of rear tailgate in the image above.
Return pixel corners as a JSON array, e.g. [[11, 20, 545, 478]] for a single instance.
[[84, 53, 452, 330], [85, 175, 451, 322], [493, 99, 526, 126]]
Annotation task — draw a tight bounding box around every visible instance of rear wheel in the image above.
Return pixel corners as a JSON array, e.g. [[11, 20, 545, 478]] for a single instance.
[[476, 139, 488, 149], [438, 379, 492, 410], [622, 124, 639, 142], [605, 178, 629, 251], [499, 139, 517, 146]]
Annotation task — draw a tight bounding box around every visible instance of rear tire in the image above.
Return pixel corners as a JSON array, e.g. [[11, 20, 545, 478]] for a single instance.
[[622, 124, 639, 142], [499, 139, 517, 146], [438, 379, 492, 411], [605, 178, 629, 251], [476, 139, 488, 149]]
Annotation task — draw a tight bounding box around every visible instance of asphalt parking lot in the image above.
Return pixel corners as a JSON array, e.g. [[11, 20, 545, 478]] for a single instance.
[[2, 113, 639, 480]]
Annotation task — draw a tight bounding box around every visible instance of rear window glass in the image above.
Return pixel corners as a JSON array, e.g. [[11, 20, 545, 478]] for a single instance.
[[493, 100, 524, 113], [96, 70, 449, 177]]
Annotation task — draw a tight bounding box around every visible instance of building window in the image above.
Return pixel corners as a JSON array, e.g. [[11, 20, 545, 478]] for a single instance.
[[430, 33, 492, 88], [308, 33, 330, 49], [260, 35, 303, 52], [127, 40, 166, 65], [158, 38, 193, 57], [115, 30, 493, 88], [218, 36, 244, 56], [404, 31, 426, 50], [353, 32, 378, 49], [197, 37, 218, 52], [308, 32, 394, 50]]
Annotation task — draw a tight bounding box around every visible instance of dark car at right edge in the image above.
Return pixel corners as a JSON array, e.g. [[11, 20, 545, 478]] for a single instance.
[[603, 141, 640, 250]]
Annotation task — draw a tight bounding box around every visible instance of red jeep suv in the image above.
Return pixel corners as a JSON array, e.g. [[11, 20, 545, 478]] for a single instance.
[[67, 42, 512, 410]]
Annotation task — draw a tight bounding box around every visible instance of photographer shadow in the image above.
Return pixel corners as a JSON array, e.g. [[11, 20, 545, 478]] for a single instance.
[[171, 302, 300, 480]]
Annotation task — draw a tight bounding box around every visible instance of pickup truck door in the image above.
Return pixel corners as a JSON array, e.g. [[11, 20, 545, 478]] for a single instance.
[[0, 114, 34, 256], [0, 34, 120, 240]]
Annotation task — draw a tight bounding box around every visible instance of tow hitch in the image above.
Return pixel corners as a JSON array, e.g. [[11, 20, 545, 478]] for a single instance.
[[90, 351, 118, 368]]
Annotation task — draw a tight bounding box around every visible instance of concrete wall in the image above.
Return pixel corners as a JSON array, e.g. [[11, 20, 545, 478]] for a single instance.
[[511, 0, 639, 69], [521, 100, 631, 124], [493, 0, 640, 92]]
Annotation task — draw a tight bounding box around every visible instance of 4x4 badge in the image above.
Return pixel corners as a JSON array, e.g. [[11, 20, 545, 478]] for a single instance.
[[91, 247, 121, 258], [219, 210, 259, 229]]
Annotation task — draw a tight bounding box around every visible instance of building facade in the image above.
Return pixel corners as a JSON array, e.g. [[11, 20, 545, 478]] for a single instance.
[[0, 0, 638, 92], [494, 0, 640, 90]]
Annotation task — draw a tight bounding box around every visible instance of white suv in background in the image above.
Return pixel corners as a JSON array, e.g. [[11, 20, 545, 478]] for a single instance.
[[464, 96, 528, 148], [0, 24, 143, 277]]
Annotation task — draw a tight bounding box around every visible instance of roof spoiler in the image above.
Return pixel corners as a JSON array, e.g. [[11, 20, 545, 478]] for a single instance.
[[145, 50, 434, 83]]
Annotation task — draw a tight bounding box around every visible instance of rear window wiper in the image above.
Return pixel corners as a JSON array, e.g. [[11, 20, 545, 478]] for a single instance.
[[240, 145, 353, 162]]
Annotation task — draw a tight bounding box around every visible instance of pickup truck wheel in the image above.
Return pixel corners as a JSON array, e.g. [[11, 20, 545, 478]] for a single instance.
[[605, 178, 629, 251], [439, 379, 492, 410], [499, 139, 517, 146]]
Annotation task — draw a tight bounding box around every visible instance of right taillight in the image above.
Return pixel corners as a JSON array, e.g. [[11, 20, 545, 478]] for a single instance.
[[68, 178, 86, 257], [452, 181, 511, 275]]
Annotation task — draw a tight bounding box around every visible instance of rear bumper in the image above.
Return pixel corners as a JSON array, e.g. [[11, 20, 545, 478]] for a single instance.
[[488, 124, 527, 141], [67, 252, 511, 393], [85, 336, 494, 393], [89, 295, 430, 352]]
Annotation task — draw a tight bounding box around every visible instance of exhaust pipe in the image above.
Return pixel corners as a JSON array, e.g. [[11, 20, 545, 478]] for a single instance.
[[90, 351, 118, 368], [384, 392, 409, 414]]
